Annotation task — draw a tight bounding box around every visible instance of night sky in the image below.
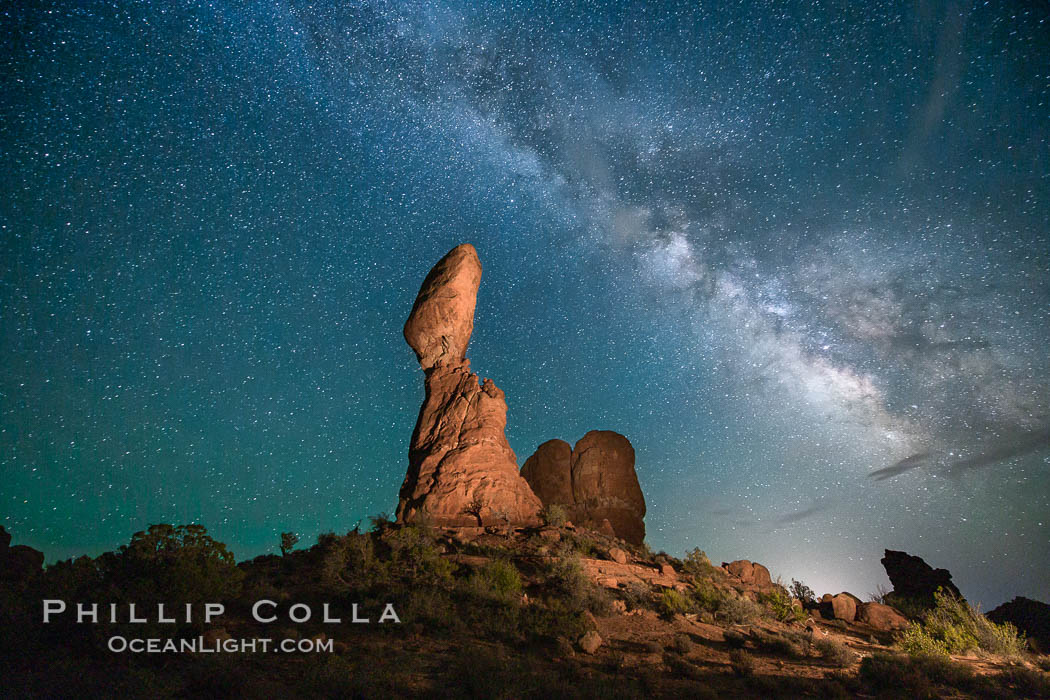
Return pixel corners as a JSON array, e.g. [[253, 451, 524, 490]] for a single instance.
[[2, 1, 1048, 607]]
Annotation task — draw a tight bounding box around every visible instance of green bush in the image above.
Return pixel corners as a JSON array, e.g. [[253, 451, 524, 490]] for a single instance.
[[657, 588, 693, 618], [682, 548, 721, 579], [545, 552, 612, 616], [895, 588, 1027, 658], [752, 629, 806, 658], [690, 580, 727, 613], [760, 586, 806, 624], [470, 559, 523, 601], [539, 504, 568, 528], [718, 595, 763, 625]]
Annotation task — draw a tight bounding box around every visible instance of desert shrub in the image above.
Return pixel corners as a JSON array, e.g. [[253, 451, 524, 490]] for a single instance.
[[973, 615, 1028, 657], [657, 588, 693, 618], [868, 583, 890, 604], [718, 595, 762, 625], [368, 512, 393, 531], [760, 585, 806, 624], [896, 588, 1027, 659], [995, 667, 1050, 697], [619, 579, 653, 611], [385, 525, 453, 585], [682, 548, 721, 579], [670, 633, 693, 654], [896, 624, 953, 657], [790, 578, 816, 605], [691, 579, 727, 613], [814, 637, 854, 667], [752, 629, 806, 658], [539, 504, 568, 528], [566, 532, 601, 557], [470, 559, 523, 601], [860, 651, 978, 698], [106, 524, 244, 624], [729, 649, 755, 677], [545, 552, 612, 615]]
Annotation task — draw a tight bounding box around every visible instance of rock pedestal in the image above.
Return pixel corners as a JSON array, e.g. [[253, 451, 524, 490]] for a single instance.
[[396, 244, 541, 527]]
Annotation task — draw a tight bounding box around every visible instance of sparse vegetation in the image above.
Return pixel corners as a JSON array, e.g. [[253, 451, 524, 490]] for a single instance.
[[682, 548, 722, 579], [657, 588, 693, 618], [895, 588, 1027, 658], [539, 503, 568, 528], [470, 559, 523, 601], [815, 637, 854, 667], [760, 584, 807, 624], [280, 531, 299, 556], [718, 595, 763, 625], [729, 649, 755, 677], [790, 578, 816, 605]]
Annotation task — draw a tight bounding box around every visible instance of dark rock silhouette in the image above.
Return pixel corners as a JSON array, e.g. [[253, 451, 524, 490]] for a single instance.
[[396, 244, 542, 527], [0, 525, 44, 582], [987, 596, 1050, 653], [521, 430, 646, 543], [881, 549, 962, 603]]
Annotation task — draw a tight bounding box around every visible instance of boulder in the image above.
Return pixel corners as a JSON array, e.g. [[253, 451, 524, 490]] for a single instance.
[[403, 243, 481, 370], [579, 630, 603, 654], [521, 430, 647, 544], [881, 549, 961, 603], [857, 602, 909, 631], [608, 547, 628, 565], [751, 563, 772, 587], [723, 560, 755, 583], [396, 245, 542, 527], [830, 594, 857, 622]]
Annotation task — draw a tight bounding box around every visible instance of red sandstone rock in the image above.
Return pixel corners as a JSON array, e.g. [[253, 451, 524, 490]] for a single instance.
[[520, 430, 647, 544], [830, 593, 858, 622], [724, 560, 755, 583], [520, 439, 573, 506], [403, 244, 482, 371], [857, 602, 909, 631], [396, 245, 541, 527]]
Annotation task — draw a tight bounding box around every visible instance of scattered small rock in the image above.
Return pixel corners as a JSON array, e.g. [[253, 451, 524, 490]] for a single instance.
[[579, 630, 603, 654]]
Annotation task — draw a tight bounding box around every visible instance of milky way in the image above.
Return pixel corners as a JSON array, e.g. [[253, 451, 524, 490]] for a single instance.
[[2, 1, 1048, 605]]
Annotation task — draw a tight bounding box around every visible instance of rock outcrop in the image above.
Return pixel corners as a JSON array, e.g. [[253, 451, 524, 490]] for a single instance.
[[521, 431, 646, 544], [880, 549, 962, 603], [987, 596, 1050, 653], [857, 602, 910, 631], [396, 244, 542, 527], [722, 560, 772, 588], [0, 525, 44, 582]]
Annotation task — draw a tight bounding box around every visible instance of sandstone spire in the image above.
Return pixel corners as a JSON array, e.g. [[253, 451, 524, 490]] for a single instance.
[[396, 244, 542, 527]]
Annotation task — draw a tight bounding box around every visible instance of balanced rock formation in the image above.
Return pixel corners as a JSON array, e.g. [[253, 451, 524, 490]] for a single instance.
[[521, 431, 646, 544], [881, 549, 962, 604], [396, 244, 542, 527]]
